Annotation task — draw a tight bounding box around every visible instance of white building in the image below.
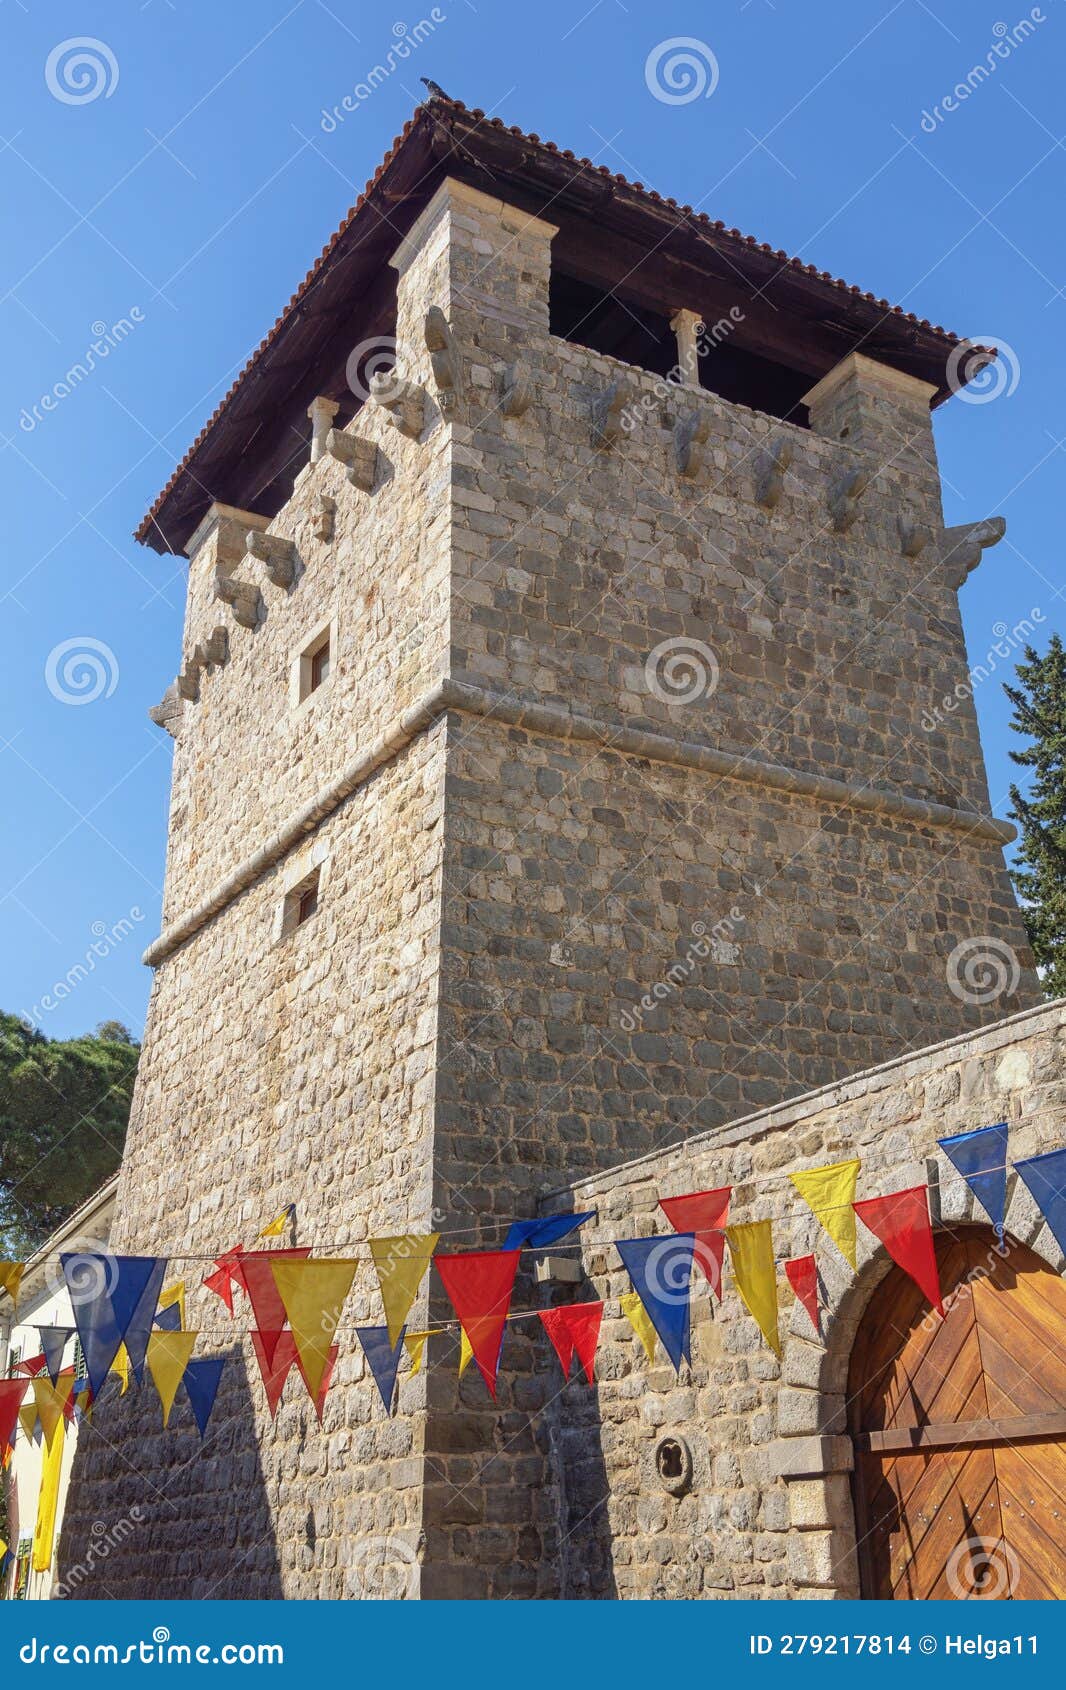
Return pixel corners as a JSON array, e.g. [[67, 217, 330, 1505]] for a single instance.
[[0, 1177, 116, 1599]]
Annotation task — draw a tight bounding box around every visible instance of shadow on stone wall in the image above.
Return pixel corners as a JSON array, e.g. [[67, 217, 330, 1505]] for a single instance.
[[55, 1345, 283, 1599]]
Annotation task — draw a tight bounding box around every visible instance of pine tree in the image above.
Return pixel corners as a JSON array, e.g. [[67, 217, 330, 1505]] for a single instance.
[[1006, 634, 1066, 997]]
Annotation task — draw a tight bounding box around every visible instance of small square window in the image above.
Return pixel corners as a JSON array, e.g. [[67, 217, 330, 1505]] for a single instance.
[[281, 867, 321, 937]]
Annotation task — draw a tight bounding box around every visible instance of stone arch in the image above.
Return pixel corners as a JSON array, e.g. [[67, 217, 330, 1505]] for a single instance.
[[770, 1165, 1066, 1598]]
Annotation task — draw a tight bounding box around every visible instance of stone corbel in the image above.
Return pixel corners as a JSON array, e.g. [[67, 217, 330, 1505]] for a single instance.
[[941, 516, 1006, 589], [670, 309, 703, 388], [214, 571, 261, 629], [148, 682, 182, 737], [755, 435, 794, 510], [203, 625, 229, 667], [325, 428, 378, 492], [828, 465, 871, 533], [177, 657, 202, 703], [496, 363, 532, 418], [590, 381, 627, 448], [674, 409, 708, 479], [424, 305, 462, 414], [246, 530, 298, 589], [370, 372, 425, 438], [898, 513, 932, 559], [313, 493, 336, 542], [306, 396, 340, 464]]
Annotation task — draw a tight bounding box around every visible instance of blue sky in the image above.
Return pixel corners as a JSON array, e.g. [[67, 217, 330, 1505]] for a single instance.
[[1, 0, 1063, 1040]]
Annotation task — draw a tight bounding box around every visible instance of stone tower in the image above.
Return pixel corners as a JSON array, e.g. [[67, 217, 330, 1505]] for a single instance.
[[60, 96, 1037, 1599]]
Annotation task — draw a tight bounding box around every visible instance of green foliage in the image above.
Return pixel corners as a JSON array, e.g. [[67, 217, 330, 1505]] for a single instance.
[[0, 1013, 138, 1257], [1007, 633, 1066, 998]]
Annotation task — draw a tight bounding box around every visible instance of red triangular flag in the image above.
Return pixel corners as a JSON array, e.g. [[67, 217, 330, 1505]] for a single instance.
[[15, 1354, 48, 1377], [233, 1247, 312, 1366], [250, 1331, 338, 1421], [0, 1378, 27, 1451], [785, 1254, 820, 1336], [434, 1250, 521, 1400], [853, 1186, 943, 1316], [539, 1302, 603, 1385], [203, 1245, 245, 1314], [659, 1187, 731, 1299]]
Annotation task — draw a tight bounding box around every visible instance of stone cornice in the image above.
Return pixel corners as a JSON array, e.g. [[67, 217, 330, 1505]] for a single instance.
[[143, 679, 1016, 967]]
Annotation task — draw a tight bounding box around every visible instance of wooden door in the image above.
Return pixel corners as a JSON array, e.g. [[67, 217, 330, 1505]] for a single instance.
[[848, 1228, 1066, 1599]]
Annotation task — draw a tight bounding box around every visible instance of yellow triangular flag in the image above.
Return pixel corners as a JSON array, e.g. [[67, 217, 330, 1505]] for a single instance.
[[158, 1280, 187, 1329], [111, 1344, 130, 1394], [458, 1326, 475, 1377], [0, 1261, 25, 1308], [0, 1536, 6, 1561], [726, 1221, 780, 1356], [271, 1259, 358, 1399], [620, 1290, 657, 1364], [369, 1234, 440, 1347], [789, 1158, 860, 1268], [403, 1328, 444, 1377], [32, 1375, 73, 1451], [19, 1403, 37, 1443], [31, 1412, 65, 1573], [258, 1204, 295, 1239], [146, 1331, 198, 1428]]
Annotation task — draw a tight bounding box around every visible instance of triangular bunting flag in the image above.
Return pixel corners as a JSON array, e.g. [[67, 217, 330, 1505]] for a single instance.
[[616, 1235, 695, 1372], [62, 1254, 166, 1397], [939, 1124, 1008, 1235], [249, 1331, 336, 1421], [620, 1290, 657, 1363], [458, 1326, 475, 1378], [403, 1329, 443, 1377], [1014, 1149, 1066, 1257], [659, 1187, 731, 1299], [369, 1234, 440, 1347], [501, 1213, 595, 1251], [789, 1160, 860, 1268], [785, 1255, 820, 1337], [32, 1375, 74, 1451], [356, 1325, 407, 1414], [111, 1256, 168, 1385], [726, 1221, 781, 1355], [19, 1403, 38, 1443], [182, 1358, 226, 1440], [539, 1302, 603, 1384], [258, 1204, 296, 1239], [434, 1250, 521, 1400], [233, 1247, 312, 1366], [0, 1379, 27, 1452], [155, 1280, 186, 1331], [15, 1354, 47, 1377], [270, 1258, 358, 1401], [36, 1327, 73, 1386], [854, 1186, 943, 1315], [146, 1332, 198, 1427], [0, 1261, 25, 1307], [203, 1246, 245, 1314], [111, 1345, 130, 1395]]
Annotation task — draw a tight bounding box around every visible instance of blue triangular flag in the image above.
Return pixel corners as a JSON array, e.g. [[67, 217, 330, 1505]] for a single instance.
[[1014, 1148, 1066, 1257], [154, 1303, 182, 1332], [356, 1325, 407, 1415], [502, 1212, 596, 1251], [61, 1255, 166, 1398], [37, 1326, 74, 1386], [939, 1123, 1009, 1234], [182, 1358, 226, 1440], [616, 1234, 696, 1372]]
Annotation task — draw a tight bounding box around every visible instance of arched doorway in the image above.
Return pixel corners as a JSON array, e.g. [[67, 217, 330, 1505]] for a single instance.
[[847, 1226, 1066, 1599]]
